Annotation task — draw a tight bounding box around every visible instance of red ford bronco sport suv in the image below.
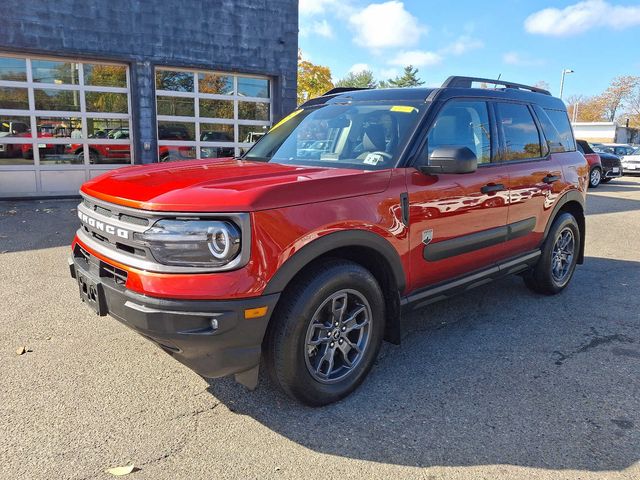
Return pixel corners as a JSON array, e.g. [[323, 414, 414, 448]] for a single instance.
[[69, 77, 588, 406]]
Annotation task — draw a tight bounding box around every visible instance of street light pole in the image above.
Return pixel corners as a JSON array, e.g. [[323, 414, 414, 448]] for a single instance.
[[560, 68, 574, 100]]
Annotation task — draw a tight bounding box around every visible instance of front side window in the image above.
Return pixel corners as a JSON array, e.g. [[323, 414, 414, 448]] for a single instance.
[[244, 103, 422, 170], [497, 103, 542, 161], [425, 100, 492, 165]]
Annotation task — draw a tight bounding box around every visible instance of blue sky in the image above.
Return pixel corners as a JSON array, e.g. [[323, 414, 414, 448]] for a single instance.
[[298, 0, 640, 98]]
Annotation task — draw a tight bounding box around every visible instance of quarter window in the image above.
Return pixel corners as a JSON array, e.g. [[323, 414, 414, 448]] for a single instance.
[[496, 103, 542, 161], [543, 108, 575, 152], [155, 68, 271, 160], [426, 100, 492, 164]]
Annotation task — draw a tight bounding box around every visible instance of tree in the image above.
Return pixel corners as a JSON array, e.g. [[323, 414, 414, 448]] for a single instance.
[[385, 66, 425, 88], [624, 82, 640, 128], [566, 95, 607, 122], [533, 80, 550, 92], [335, 70, 377, 89], [600, 75, 639, 122], [297, 60, 334, 105]]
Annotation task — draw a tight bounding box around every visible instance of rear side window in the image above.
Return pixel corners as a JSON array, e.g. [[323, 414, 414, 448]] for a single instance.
[[496, 103, 541, 161], [543, 109, 575, 152]]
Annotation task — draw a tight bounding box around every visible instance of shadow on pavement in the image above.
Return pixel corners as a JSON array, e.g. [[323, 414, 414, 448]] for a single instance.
[[0, 199, 79, 253], [207, 256, 640, 472]]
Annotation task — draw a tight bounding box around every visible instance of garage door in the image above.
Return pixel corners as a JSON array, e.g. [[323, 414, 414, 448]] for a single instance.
[[0, 54, 133, 197]]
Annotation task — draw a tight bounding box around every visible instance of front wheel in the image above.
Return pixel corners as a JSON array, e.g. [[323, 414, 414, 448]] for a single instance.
[[589, 167, 602, 188], [264, 260, 385, 406], [524, 212, 580, 295]]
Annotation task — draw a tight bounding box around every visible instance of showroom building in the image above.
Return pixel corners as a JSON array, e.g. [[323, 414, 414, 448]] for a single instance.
[[0, 0, 298, 197]]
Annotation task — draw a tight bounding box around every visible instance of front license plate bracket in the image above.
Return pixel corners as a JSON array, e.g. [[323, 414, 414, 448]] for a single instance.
[[77, 273, 107, 316]]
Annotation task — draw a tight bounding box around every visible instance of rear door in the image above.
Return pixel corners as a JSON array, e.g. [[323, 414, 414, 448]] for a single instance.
[[495, 102, 564, 258], [406, 99, 510, 289]]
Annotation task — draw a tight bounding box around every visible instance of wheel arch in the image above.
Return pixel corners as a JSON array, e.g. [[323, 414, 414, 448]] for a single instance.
[[263, 230, 406, 344], [543, 190, 585, 264]]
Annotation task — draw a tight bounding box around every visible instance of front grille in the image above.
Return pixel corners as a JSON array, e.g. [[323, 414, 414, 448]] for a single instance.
[[83, 198, 149, 227], [74, 244, 128, 286]]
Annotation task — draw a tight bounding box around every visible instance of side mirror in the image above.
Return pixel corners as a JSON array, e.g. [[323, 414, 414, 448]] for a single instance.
[[418, 146, 478, 175]]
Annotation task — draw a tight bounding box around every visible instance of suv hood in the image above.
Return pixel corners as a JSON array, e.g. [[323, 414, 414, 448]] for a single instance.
[[81, 159, 392, 212]]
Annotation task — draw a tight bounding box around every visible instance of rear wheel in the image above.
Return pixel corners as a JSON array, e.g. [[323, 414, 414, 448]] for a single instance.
[[264, 260, 385, 406], [524, 212, 580, 295], [589, 167, 601, 188]]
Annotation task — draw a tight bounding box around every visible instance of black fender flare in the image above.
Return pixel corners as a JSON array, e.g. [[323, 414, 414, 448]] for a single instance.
[[542, 189, 586, 263], [262, 229, 406, 296]]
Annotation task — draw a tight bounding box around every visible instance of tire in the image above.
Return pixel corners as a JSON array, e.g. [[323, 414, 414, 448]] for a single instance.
[[524, 212, 580, 295], [264, 260, 385, 406], [589, 167, 601, 188], [600, 178, 612, 183]]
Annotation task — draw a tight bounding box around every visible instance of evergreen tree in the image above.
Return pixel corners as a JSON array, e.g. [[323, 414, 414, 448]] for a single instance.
[[335, 70, 377, 89], [386, 65, 425, 88]]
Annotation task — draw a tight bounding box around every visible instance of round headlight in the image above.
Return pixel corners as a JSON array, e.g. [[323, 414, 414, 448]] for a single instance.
[[208, 225, 232, 259]]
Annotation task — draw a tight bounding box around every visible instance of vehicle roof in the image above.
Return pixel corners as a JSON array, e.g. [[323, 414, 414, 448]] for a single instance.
[[301, 85, 567, 111]]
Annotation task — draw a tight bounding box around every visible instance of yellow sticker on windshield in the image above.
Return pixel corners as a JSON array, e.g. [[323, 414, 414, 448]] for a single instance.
[[390, 105, 417, 113], [270, 109, 304, 132]]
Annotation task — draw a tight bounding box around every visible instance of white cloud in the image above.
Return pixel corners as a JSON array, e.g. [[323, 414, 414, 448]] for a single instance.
[[349, 63, 371, 73], [503, 52, 545, 67], [299, 0, 340, 16], [349, 1, 427, 50], [442, 36, 484, 55], [389, 50, 442, 67], [525, 0, 640, 36]]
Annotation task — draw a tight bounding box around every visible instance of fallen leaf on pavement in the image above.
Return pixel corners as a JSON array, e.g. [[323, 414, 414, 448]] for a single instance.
[[16, 346, 26, 355], [105, 465, 136, 476]]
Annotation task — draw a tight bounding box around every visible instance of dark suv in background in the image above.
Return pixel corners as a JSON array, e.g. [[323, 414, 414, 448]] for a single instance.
[[577, 139, 622, 185]]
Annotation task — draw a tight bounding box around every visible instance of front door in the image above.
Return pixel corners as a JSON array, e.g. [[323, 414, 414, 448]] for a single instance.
[[406, 99, 510, 291]]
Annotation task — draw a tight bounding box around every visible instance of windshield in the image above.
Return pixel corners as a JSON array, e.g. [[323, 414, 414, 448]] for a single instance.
[[244, 102, 423, 170]]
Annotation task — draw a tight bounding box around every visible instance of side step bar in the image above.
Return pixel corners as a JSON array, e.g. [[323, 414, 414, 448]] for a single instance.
[[401, 250, 541, 311]]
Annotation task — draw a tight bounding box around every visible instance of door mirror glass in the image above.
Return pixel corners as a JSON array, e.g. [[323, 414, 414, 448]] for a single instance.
[[419, 146, 478, 174]]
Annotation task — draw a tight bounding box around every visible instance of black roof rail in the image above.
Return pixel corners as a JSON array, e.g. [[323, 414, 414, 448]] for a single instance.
[[322, 87, 371, 96], [441, 76, 551, 95]]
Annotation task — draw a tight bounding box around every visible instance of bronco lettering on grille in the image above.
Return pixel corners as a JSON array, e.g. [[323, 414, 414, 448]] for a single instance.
[[78, 211, 130, 239]]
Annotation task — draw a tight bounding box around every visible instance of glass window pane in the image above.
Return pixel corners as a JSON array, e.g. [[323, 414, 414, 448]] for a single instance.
[[427, 101, 492, 164], [199, 99, 233, 119], [158, 121, 195, 141], [86, 144, 132, 164], [497, 103, 541, 161], [156, 70, 194, 92], [0, 56, 27, 81], [32, 60, 80, 85], [85, 92, 128, 113], [157, 96, 195, 116], [544, 109, 575, 152], [158, 145, 196, 162], [237, 77, 270, 98], [35, 117, 83, 139], [239, 125, 268, 144], [34, 89, 81, 111], [83, 63, 127, 87], [0, 143, 33, 165], [87, 118, 130, 139], [0, 87, 29, 109], [238, 101, 269, 121], [38, 144, 83, 164], [198, 73, 234, 95], [200, 123, 234, 142], [0, 115, 31, 137], [201, 146, 235, 158]]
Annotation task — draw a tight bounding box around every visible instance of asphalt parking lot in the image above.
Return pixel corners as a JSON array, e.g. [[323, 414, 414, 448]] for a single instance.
[[1, 177, 639, 480]]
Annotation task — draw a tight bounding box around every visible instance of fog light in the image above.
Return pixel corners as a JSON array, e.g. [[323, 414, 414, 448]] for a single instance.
[[210, 318, 219, 330]]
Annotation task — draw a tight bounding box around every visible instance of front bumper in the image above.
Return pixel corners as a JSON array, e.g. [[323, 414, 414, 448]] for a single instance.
[[603, 165, 623, 178], [621, 162, 640, 173], [69, 254, 279, 382]]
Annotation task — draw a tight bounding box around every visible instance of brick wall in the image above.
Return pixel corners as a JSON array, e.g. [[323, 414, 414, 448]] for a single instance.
[[0, 0, 298, 163]]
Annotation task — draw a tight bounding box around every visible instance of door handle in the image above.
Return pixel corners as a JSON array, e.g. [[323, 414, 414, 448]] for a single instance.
[[480, 183, 505, 194], [542, 174, 560, 184]]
